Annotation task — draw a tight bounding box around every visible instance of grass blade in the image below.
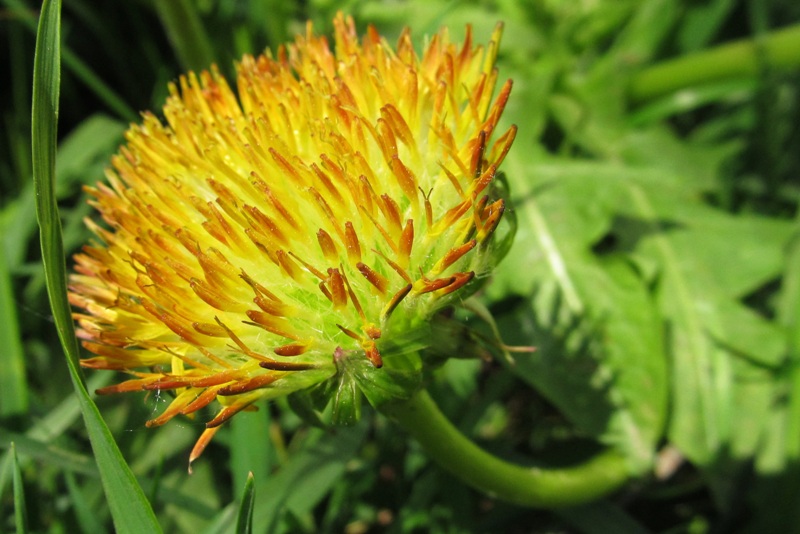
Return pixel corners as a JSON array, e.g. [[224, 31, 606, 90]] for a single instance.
[[31, 1, 161, 532], [254, 423, 368, 534], [0, 248, 28, 416], [154, 0, 216, 72], [235, 472, 256, 534], [230, 407, 274, 501], [12, 443, 28, 534], [65, 472, 106, 534]]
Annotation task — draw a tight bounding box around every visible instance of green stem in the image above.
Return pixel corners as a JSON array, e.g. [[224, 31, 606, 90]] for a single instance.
[[154, 0, 216, 72], [630, 22, 800, 104], [383, 389, 630, 508]]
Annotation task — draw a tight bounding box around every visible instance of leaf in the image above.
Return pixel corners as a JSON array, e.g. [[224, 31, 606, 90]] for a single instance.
[[490, 158, 668, 470], [230, 410, 274, 502], [2, 113, 125, 271], [1, 431, 98, 477], [55, 113, 126, 193], [31, 2, 161, 531], [621, 181, 791, 465], [737, 224, 800, 532], [65, 472, 106, 534], [493, 148, 791, 470], [252, 422, 368, 534], [12, 443, 28, 534], [496, 256, 666, 470], [235, 472, 255, 534], [676, 0, 737, 52], [0, 246, 27, 416]]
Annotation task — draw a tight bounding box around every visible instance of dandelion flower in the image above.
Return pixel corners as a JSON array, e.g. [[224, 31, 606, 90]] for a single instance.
[[69, 13, 516, 464]]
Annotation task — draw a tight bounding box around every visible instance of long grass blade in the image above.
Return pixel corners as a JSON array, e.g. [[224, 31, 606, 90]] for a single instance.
[[0, 248, 28, 416], [11, 443, 28, 534], [31, 1, 161, 531], [235, 472, 256, 534]]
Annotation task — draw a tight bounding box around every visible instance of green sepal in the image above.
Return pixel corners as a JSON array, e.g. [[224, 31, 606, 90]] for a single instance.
[[331, 350, 363, 426], [351, 349, 423, 409], [484, 170, 518, 265]]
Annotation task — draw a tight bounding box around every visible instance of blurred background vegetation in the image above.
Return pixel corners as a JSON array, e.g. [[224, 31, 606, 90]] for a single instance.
[[2, 0, 800, 532]]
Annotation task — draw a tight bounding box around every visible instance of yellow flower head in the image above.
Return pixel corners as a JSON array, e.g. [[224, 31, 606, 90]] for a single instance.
[[69, 13, 515, 463]]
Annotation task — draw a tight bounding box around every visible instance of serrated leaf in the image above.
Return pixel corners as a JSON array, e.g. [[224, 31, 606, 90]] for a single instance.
[[489, 159, 668, 469], [621, 181, 791, 465], [496, 256, 666, 470]]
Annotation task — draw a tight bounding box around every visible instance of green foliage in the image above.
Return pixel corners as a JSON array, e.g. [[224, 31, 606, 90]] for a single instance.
[[30, 0, 161, 531], [235, 473, 255, 534], [12, 444, 28, 534], [1, 0, 799, 531]]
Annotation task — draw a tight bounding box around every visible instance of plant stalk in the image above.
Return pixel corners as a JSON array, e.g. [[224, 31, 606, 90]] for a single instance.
[[154, 0, 216, 72], [630, 22, 800, 104], [383, 389, 630, 508]]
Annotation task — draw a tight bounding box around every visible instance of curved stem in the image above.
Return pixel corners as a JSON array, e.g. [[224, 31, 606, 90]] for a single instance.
[[630, 22, 800, 104], [382, 389, 630, 508]]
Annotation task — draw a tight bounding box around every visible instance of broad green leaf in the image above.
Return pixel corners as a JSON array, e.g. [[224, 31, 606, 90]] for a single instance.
[[778, 226, 800, 367], [627, 79, 756, 126], [617, 183, 793, 301], [494, 148, 791, 470], [495, 256, 666, 470], [165, 460, 224, 533], [620, 181, 790, 465], [31, 1, 161, 531], [490, 158, 668, 469], [740, 224, 800, 532]]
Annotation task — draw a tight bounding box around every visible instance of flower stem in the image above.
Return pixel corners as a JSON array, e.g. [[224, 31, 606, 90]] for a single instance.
[[629, 22, 800, 104], [153, 0, 216, 72], [382, 389, 630, 508]]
